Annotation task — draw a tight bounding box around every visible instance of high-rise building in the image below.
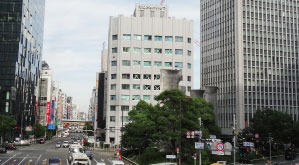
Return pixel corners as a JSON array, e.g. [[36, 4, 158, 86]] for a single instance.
[[200, 0, 299, 134], [0, 0, 45, 128], [104, 3, 193, 145]]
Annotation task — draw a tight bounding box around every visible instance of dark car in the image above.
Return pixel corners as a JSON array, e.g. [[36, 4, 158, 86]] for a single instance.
[[85, 151, 93, 160], [49, 158, 62, 165], [5, 143, 16, 150], [285, 148, 297, 160], [0, 146, 7, 153], [39, 138, 45, 144]]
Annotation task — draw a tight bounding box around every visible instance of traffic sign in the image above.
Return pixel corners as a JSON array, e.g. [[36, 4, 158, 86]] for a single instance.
[[191, 131, 195, 138], [166, 155, 176, 159], [210, 135, 216, 139], [187, 131, 190, 138], [243, 142, 254, 147], [195, 142, 204, 149], [216, 142, 224, 151]]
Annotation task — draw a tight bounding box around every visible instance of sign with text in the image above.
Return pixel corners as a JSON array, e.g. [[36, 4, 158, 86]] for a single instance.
[[195, 142, 204, 149], [48, 123, 56, 130], [166, 155, 176, 159], [243, 142, 254, 147], [210, 135, 216, 139]]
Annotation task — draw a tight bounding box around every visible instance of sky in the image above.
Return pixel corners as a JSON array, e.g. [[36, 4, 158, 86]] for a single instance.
[[43, 0, 201, 113]]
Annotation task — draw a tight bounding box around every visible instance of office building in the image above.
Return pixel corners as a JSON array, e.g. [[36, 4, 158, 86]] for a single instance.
[[105, 3, 193, 145], [200, 0, 299, 133]]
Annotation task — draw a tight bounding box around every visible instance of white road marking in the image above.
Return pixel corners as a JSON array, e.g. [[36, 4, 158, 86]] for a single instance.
[[94, 158, 98, 163], [101, 159, 104, 162], [35, 154, 42, 165], [13, 159, 16, 162], [18, 155, 28, 165], [66, 159, 69, 165]]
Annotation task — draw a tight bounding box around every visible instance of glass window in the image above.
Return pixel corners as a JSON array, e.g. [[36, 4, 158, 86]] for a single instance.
[[165, 62, 172, 67], [133, 74, 140, 79], [133, 60, 141, 66], [122, 60, 130, 66], [133, 84, 140, 89], [188, 76, 191, 81], [187, 38, 191, 43], [188, 63, 191, 69], [111, 61, 117, 66], [144, 35, 152, 40], [140, 10, 144, 17], [122, 84, 130, 90], [111, 84, 116, 90], [134, 47, 141, 53], [165, 49, 172, 54], [121, 106, 130, 111], [110, 127, 115, 132], [111, 74, 117, 79], [175, 49, 183, 55], [154, 74, 160, 80], [110, 116, 116, 122], [143, 74, 151, 80], [154, 48, 162, 54], [123, 47, 130, 52], [110, 106, 116, 111], [122, 74, 130, 79], [160, 11, 165, 17], [175, 36, 183, 42], [112, 48, 117, 53], [155, 36, 162, 41], [133, 34, 142, 40], [144, 48, 151, 53], [175, 62, 183, 68], [121, 116, 129, 122], [144, 61, 152, 66], [165, 36, 173, 41], [121, 95, 130, 100], [188, 50, 192, 56], [154, 61, 162, 66], [123, 34, 131, 40], [150, 11, 155, 17], [144, 85, 151, 90], [132, 95, 140, 100], [112, 35, 118, 40], [154, 85, 160, 90], [143, 95, 151, 100], [111, 95, 116, 100]]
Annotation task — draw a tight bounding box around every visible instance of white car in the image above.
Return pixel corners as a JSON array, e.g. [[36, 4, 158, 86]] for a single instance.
[[112, 160, 124, 165], [69, 153, 91, 165], [63, 141, 69, 148], [55, 142, 61, 148]]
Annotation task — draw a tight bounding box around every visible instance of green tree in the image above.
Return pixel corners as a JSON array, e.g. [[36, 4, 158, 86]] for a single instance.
[[0, 115, 16, 142], [83, 123, 93, 136], [32, 123, 46, 138]]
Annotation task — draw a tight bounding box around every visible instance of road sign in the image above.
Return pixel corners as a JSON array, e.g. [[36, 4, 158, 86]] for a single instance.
[[210, 135, 216, 139], [176, 147, 179, 153], [212, 151, 225, 155], [243, 142, 254, 147], [166, 155, 176, 159], [255, 133, 259, 138], [187, 131, 190, 138], [191, 131, 195, 138], [216, 142, 225, 151], [195, 142, 204, 149], [48, 123, 56, 130]]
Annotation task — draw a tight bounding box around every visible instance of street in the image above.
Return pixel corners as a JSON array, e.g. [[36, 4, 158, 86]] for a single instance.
[[254, 155, 299, 165], [0, 135, 114, 165]]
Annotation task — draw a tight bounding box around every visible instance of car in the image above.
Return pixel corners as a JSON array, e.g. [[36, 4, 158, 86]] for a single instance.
[[73, 141, 79, 144], [63, 141, 69, 148], [69, 152, 91, 165], [0, 146, 7, 154], [39, 138, 45, 144], [4, 143, 16, 150], [85, 151, 92, 160], [97, 163, 106, 165], [111, 160, 124, 165], [49, 158, 62, 165], [55, 142, 61, 148], [285, 148, 297, 160]]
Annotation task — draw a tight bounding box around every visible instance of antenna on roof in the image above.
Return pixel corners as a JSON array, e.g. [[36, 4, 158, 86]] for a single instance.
[[160, 0, 165, 5]]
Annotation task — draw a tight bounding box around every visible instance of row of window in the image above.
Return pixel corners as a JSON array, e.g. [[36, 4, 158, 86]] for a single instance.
[[112, 47, 192, 56], [111, 74, 192, 81], [111, 84, 160, 90], [112, 60, 192, 68], [110, 116, 129, 122], [110, 94, 155, 101], [113, 34, 192, 43]]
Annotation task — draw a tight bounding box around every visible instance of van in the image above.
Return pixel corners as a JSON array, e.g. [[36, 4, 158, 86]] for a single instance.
[[112, 160, 125, 165]]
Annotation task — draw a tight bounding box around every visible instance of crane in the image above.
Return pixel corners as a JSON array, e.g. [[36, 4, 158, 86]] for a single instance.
[[160, 0, 165, 5]]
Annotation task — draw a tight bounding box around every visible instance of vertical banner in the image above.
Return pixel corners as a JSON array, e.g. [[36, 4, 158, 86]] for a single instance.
[[46, 102, 50, 124], [51, 100, 55, 122], [34, 101, 38, 116]]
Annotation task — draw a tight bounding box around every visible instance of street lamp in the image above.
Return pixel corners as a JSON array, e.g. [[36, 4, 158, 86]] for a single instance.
[[269, 133, 272, 164]]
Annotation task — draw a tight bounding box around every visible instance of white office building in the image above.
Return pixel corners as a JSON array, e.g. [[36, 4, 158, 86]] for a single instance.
[[104, 3, 194, 145]]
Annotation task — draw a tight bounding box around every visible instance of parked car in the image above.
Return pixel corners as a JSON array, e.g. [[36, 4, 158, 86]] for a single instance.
[[0, 146, 7, 153], [4, 143, 16, 150], [85, 151, 92, 160], [49, 158, 62, 165], [63, 141, 69, 148], [39, 138, 45, 144], [55, 142, 61, 148]]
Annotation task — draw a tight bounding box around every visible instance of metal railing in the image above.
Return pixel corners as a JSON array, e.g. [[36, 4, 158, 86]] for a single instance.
[[122, 156, 139, 165]]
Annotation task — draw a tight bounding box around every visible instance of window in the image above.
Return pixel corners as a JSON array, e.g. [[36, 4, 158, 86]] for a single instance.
[[112, 48, 117, 53], [122, 84, 130, 90], [123, 47, 130, 52], [133, 60, 141, 66], [144, 85, 151, 90], [154, 61, 162, 66], [154, 36, 162, 41], [165, 36, 173, 41], [133, 84, 140, 89], [111, 84, 116, 90], [187, 76, 191, 81], [188, 50, 192, 56], [188, 86, 191, 91], [121, 95, 130, 100], [154, 74, 160, 80], [160, 11, 165, 17], [187, 63, 191, 69], [122, 74, 130, 79], [144, 61, 152, 66], [154, 48, 162, 54], [121, 116, 129, 122], [165, 49, 172, 54], [133, 74, 140, 79], [175, 49, 183, 55], [122, 60, 130, 66], [110, 128, 115, 132], [165, 62, 172, 67], [144, 48, 151, 53], [154, 85, 160, 90], [111, 61, 117, 66], [110, 106, 116, 111], [143, 95, 151, 100], [144, 35, 152, 40], [134, 47, 141, 53], [111, 95, 116, 100], [150, 11, 155, 17], [110, 116, 116, 122], [140, 10, 144, 17], [187, 38, 191, 43], [121, 106, 130, 111], [112, 35, 118, 40], [132, 95, 140, 100], [133, 34, 142, 40], [123, 34, 131, 40], [175, 36, 183, 42], [111, 74, 117, 79], [143, 74, 151, 80], [175, 62, 183, 68]]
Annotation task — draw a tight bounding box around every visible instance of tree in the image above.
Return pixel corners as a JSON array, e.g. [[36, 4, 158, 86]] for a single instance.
[[83, 123, 93, 136], [32, 123, 46, 138], [0, 115, 16, 142]]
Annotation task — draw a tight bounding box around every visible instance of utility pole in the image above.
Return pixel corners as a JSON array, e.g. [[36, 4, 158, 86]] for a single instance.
[[179, 100, 182, 165], [269, 133, 272, 164], [233, 114, 236, 165], [198, 117, 201, 165]]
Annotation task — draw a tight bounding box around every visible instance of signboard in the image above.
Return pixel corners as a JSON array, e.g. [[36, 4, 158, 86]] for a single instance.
[[255, 133, 259, 139], [48, 123, 56, 130], [243, 142, 254, 147], [216, 142, 225, 151], [210, 135, 216, 139], [176, 147, 179, 153], [212, 151, 225, 155], [166, 155, 176, 159], [25, 126, 32, 131], [195, 130, 201, 135], [191, 131, 195, 138], [187, 131, 190, 138], [195, 142, 204, 149], [46, 102, 50, 124]]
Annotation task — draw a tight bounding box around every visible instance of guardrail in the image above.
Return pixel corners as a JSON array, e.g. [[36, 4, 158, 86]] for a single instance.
[[122, 156, 139, 165]]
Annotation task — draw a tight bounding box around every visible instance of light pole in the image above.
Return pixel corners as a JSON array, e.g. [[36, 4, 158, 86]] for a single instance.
[[198, 117, 202, 165], [233, 114, 236, 165], [269, 133, 272, 164]]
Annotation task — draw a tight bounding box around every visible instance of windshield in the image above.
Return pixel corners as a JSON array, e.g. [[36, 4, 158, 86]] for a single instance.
[[71, 148, 84, 153]]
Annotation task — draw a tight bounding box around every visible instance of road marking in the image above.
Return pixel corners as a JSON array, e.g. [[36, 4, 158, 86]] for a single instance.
[[66, 159, 69, 165], [18, 155, 28, 165], [13, 159, 16, 162], [35, 154, 42, 165], [94, 158, 98, 163], [101, 159, 104, 162]]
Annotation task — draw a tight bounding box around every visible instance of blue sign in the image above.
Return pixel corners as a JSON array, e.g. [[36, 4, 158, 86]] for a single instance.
[[48, 123, 56, 130]]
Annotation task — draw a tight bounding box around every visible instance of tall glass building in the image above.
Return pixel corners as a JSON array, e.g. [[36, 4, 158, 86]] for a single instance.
[[201, 0, 299, 133], [0, 0, 45, 129]]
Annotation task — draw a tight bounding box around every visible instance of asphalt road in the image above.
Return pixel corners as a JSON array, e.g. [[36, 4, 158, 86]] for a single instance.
[[0, 135, 114, 165], [254, 155, 299, 165]]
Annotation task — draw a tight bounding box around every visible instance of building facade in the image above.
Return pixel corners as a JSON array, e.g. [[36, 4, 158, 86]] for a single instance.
[[0, 0, 45, 128], [105, 3, 193, 145], [201, 0, 299, 133]]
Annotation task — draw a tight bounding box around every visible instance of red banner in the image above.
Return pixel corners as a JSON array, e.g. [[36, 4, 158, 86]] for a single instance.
[[46, 102, 50, 124]]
